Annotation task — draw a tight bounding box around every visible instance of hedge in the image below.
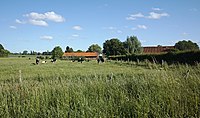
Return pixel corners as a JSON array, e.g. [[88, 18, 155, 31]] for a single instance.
[[108, 51, 200, 65]]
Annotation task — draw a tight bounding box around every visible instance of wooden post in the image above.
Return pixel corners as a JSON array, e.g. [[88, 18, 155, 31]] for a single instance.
[[19, 70, 22, 83]]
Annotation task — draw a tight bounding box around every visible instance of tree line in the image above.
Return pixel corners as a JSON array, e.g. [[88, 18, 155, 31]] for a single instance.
[[0, 35, 199, 58], [103, 36, 142, 56]]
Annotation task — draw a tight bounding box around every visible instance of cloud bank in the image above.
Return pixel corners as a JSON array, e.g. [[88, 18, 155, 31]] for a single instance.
[[16, 11, 65, 26], [40, 35, 53, 40]]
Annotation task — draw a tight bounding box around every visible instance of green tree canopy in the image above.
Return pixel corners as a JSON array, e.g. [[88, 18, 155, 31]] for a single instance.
[[0, 44, 4, 50], [103, 38, 126, 56], [76, 50, 84, 52], [65, 46, 73, 53], [22, 50, 28, 55], [124, 36, 142, 54], [175, 40, 199, 51], [52, 46, 63, 59], [87, 44, 102, 53], [0, 44, 9, 57]]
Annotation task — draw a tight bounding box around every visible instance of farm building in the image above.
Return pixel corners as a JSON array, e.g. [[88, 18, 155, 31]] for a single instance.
[[143, 46, 175, 54], [63, 52, 99, 60]]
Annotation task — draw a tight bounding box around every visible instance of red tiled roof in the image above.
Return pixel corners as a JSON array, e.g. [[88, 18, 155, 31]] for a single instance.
[[63, 52, 98, 57], [143, 46, 175, 54]]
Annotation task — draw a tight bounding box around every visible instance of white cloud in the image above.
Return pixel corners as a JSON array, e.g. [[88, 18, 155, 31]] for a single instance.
[[127, 11, 169, 21], [9, 26, 17, 29], [45, 12, 65, 22], [104, 26, 123, 34], [152, 7, 162, 11], [26, 12, 45, 20], [40, 35, 53, 40], [182, 32, 189, 37], [131, 27, 137, 30], [131, 13, 145, 17], [16, 11, 65, 27], [72, 34, 79, 37], [147, 12, 169, 19], [16, 19, 26, 24], [26, 11, 65, 22], [72, 25, 83, 30], [126, 17, 136, 20], [140, 40, 147, 43], [126, 13, 144, 20], [108, 26, 117, 30], [103, 26, 117, 30], [29, 19, 48, 26], [137, 25, 147, 29]]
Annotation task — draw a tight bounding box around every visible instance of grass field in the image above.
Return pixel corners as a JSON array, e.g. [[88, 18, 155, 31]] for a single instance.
[[0, 57, 200, 117]]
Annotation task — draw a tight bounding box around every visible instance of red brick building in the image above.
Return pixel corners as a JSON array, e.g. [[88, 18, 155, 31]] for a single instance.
[[63, 52, 99, 59], [143, 46, 175, 54]]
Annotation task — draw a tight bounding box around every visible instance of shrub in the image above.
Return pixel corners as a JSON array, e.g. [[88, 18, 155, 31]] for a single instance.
[[109, 51, 200, 65]]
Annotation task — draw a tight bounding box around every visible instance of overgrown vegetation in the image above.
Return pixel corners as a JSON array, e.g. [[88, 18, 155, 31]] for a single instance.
[[51, 46, 63, 59], [109, 50, 200, 65], [0, 57, 199, 117], [175, 40, 199, 51], [103, 36, 142, 56], [0, 44, 10, 57]]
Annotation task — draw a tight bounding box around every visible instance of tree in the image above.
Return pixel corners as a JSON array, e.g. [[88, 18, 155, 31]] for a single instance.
[[42, 50, 51, 55], [124, 36, 142, 54], [76, 50, 84, 52], [175, 40, 199, 51], [0, 44, 9, 57], [65, 46, 73, 53], [52, 46, 63, 59], [87, 44, 102, 53], [0, 44, 4, 50], [0, 49, 9, 57], [22, 50, 28, 55], [103, 38, 126, 56]]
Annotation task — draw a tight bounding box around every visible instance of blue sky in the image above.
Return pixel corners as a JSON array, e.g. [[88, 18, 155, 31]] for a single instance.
[[0, 0, 200, 53]]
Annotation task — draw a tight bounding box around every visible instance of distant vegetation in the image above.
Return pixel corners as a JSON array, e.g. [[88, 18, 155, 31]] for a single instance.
[[103, 36, 142, 56], [109, 50, 200, 65], [1, 36, 199, 66], [175, 40, 199, 51], [87, 44, 102, 53], [51, 46, 63, 59], [0, 44, 10, 57], [1, 36, 199, 59]]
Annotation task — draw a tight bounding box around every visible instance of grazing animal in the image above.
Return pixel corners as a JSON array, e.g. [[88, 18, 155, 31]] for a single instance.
[[36, 58, 40, 65], [51, 59, 57, 63], [97, 55, 104, 63], [41, 61, 47, 64], [78, 58, 84, 63]]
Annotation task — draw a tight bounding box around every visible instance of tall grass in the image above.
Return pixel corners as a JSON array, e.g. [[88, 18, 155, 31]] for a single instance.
[[0, 58, 200, 117]]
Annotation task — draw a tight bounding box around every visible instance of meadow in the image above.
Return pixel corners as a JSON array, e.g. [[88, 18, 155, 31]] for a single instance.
[[0, 57, 200, 117]]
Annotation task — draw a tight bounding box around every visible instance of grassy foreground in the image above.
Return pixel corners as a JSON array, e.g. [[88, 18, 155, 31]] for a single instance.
[[0, 58, 200, 117]]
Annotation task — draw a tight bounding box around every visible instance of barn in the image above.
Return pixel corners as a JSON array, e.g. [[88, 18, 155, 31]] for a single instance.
[[143, 46, 175, 54], [63, 52, 99, 60]]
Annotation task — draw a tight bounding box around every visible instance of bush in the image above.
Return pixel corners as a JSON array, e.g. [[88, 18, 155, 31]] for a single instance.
[[0, 49, 9, 57], [37, 56, 45, 60], [109, 51, 200, 65]]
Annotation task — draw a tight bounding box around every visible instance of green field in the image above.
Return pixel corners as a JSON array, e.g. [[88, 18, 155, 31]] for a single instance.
[[0, 57, 200, 117]]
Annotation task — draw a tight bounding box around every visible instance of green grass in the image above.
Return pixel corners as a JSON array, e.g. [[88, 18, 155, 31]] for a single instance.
[[0, 57, 200, 117]]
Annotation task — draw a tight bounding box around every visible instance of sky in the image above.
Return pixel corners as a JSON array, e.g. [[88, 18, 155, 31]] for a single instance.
[[0, 0, 200, 53]]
